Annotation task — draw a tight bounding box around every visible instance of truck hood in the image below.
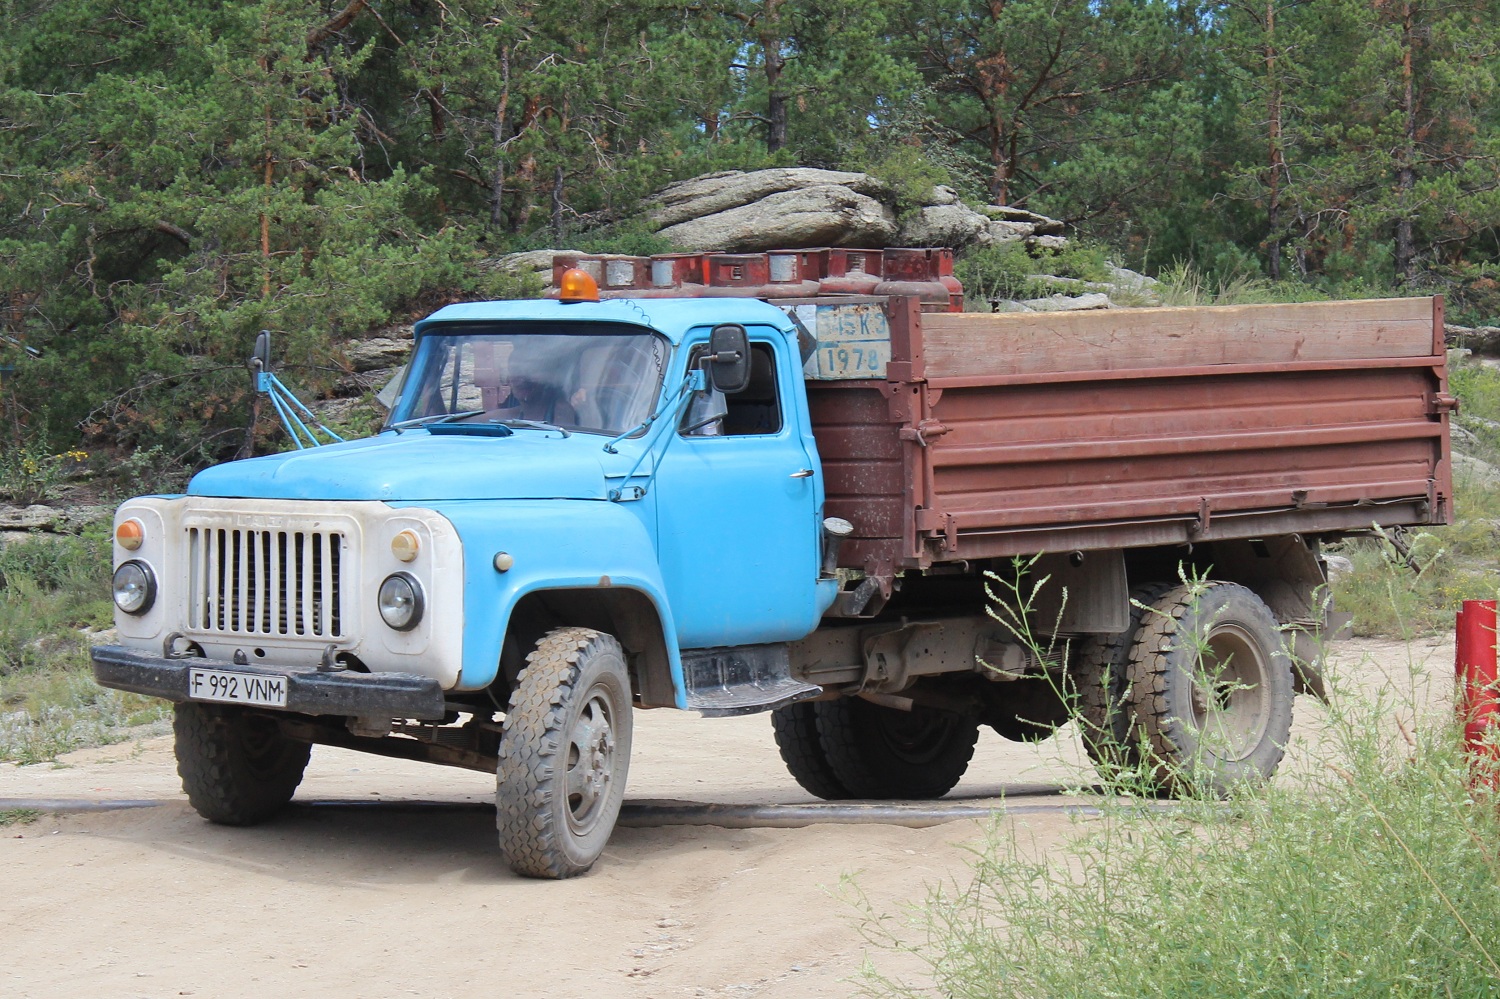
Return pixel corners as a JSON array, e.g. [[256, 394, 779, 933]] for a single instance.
[[187, 431, 612, 502]]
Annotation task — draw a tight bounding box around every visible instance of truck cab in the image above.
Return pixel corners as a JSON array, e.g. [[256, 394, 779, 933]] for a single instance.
[[96, 286, 851, 877]]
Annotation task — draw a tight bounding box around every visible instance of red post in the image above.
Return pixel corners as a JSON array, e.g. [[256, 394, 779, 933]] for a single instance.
[[1456, 600, 1499, 786]]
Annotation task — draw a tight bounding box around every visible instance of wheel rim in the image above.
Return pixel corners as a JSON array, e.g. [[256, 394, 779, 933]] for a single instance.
[[1187, 623, 1270, 761], [563, 686, 618, 836], [873, 705, 957, 765]]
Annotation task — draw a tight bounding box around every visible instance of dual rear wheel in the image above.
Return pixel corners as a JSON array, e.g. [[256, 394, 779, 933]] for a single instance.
[[774, 581, 1296, 801], [772, 696, 980, 800], [1073, 581, 1295, 795]]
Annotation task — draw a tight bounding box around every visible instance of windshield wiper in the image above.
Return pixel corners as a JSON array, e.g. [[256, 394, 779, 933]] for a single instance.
[[497, 419, 571, 437], [385, 409, 484, 433]]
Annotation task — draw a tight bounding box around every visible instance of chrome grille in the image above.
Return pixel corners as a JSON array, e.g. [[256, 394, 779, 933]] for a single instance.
[[188, 527, 345, 638]]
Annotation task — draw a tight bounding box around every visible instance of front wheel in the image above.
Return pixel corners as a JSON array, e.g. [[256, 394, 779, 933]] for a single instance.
[[497, 627, 633, 879], [174, 702, 311, 825], [1127, 582, 1295, 796]]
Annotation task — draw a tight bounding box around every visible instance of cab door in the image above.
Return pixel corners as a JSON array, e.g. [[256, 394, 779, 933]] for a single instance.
[[652, 328, 824, 649]]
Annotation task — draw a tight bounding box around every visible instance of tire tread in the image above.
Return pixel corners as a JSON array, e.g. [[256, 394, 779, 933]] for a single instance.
[[496, 627, 627, 879], [1125, 581, 1294, 795], [771, 702, 851, 800], [174, 702, 310, 826]]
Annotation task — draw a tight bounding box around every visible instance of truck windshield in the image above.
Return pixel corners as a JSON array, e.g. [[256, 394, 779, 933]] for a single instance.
[[388, 324, 669, 436]]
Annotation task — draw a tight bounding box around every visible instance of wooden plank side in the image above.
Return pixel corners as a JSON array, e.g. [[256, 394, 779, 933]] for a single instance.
[[921, 297, 1436, 379]]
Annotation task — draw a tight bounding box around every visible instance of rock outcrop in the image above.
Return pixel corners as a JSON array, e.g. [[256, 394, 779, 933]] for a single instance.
[[641, 168, 1070, 255], [647, 169, 892, 229], [470, 168, 1171, 312], [895, 203, 993, 250], [656, 184, 897, 252], [1447, 323, 1500, 355]]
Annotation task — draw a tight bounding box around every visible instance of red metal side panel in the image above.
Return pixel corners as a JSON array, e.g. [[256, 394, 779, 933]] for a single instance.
[[922, 361, 1450, 559], [803, 297, 1452, 568]]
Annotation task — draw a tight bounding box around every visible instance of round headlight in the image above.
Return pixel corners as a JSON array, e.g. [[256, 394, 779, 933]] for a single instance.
[[112, 560, 157, 615], [377, 572, 424, 631]]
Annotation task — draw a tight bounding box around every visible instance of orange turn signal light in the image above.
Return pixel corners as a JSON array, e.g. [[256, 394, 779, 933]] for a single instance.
[[558, 267, 600, 304], [116, 519, 144, 551]]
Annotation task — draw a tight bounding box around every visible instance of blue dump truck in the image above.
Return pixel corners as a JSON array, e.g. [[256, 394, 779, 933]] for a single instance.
[[93, 249, 1453, 877]]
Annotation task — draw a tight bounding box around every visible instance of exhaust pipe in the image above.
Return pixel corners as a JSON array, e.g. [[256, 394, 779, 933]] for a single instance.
[[821, 517, 853, 577]]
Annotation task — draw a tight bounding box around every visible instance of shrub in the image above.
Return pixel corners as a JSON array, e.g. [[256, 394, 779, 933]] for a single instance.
[[853, 650, 1500, 998]]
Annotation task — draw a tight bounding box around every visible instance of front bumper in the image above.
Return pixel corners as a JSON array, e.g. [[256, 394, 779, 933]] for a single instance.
[[91, 645, 447, 721]]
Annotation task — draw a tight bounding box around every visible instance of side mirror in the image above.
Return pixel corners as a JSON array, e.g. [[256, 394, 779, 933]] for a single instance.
[[249, 330, 272, 389], [707, 324, 750, 394]]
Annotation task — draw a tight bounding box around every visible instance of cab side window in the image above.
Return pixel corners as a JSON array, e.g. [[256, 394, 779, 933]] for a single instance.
[[681, 342, 782, 436]]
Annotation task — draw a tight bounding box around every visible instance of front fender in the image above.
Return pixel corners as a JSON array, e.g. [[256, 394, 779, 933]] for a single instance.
[[412, 499, 685, 705]]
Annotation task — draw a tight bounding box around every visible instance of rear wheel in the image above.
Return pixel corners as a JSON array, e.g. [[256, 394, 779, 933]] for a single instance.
[[497, 627, 633, 879], [815, 697, 979, 799], [1126, 582, 1294, 796], [771, 701, 852, 800], [174, 702, 311, 826], [1070, 582, 1175, 777]]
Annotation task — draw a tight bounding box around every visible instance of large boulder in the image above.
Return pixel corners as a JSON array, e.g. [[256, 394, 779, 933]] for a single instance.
[[1448, 324, 1500, 355], [984, 219, 1035, 243], [896, 203, 993, 249], [980, 204, 1068, 236], [342, 336, 411, 373], [483, 248, 571, 287], [656, 184, 898, 252], [1454, 453, 1500, 489], [647, 169, 892, 230], [1021, 292, 1114, 312]]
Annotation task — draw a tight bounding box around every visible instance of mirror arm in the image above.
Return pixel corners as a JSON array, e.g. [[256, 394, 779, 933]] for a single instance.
[[603, 370, 704, 501], [601, 369, 704, 455]]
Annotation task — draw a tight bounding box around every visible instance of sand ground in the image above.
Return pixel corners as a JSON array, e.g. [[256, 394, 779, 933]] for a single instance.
[[0, 632, 1456, 998]]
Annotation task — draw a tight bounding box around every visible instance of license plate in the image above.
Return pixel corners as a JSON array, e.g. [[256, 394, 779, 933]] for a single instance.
[[187, 668, 289, 708]]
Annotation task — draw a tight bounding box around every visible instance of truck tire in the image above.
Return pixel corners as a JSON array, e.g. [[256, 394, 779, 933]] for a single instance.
[[770, 701, 852, 800], [497, 627, 632, 879], [1071, 581, 1176, 776], [1126, 582, 1294, 796], [815, 697, 979, 799], [173, 702, 311, 826]]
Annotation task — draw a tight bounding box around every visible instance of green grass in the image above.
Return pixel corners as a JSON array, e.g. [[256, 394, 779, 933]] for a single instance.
[[852, 657, 1500, 998], [0, 526, 172, 763], [0, 808, 40, 826], [1328, 358, 1500, 638]]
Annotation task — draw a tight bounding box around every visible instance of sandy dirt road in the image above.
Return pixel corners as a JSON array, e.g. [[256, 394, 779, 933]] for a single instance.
[[0, 633, 1454, 999]]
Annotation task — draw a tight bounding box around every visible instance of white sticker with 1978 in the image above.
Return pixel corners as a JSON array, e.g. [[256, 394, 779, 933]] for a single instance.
[[188, 668, 289, 708]]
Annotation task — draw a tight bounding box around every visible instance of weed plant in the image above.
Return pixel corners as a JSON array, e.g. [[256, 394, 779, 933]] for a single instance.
[[853, 632, 1500, 998], [957, 242, 1114, 308]]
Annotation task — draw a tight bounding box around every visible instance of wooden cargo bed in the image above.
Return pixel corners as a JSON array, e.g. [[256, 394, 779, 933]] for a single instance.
[[807, 297, 1454, 575]]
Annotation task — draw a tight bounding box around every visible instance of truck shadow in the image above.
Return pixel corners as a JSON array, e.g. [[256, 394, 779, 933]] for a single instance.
[[80, 782, 1092, 886]]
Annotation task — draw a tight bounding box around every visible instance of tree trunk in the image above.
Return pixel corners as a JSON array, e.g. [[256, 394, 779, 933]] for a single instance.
[[1264, 0, 1284, 282], [761, 0, 787, 152], [490, 45, 510, 229], [1394, 0, 1417, 285], [550, 166, 564, 241]]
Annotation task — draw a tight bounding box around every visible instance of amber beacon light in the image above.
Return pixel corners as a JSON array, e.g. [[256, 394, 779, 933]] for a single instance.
[[558, 267, 600, 303]]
